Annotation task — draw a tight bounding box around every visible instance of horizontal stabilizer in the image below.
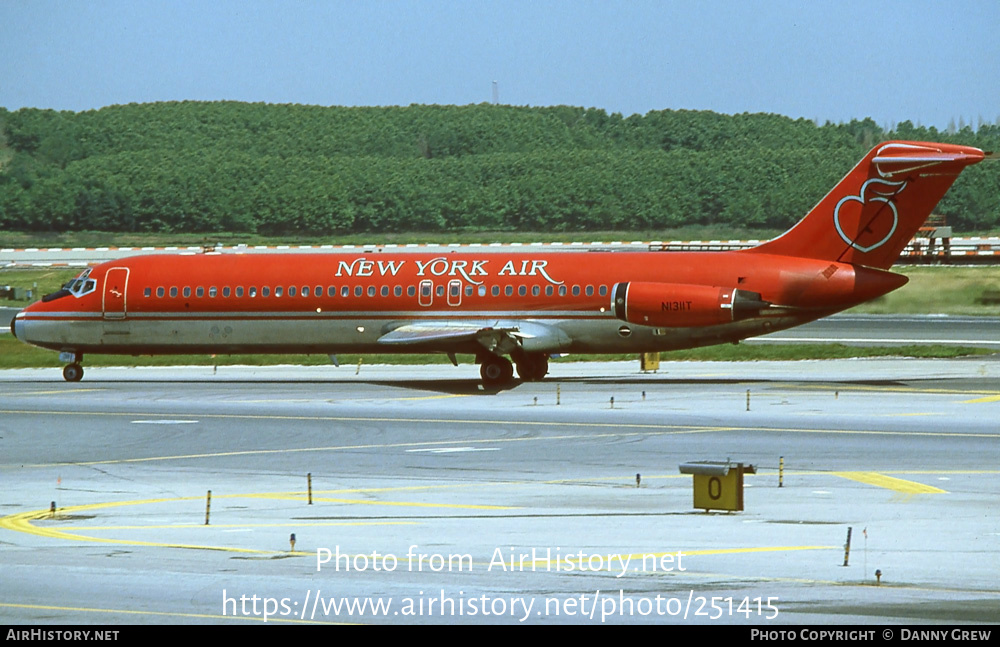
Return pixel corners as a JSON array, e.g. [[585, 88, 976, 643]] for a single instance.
[[746, 141, 985, 269], [871, 142, 985, 177]]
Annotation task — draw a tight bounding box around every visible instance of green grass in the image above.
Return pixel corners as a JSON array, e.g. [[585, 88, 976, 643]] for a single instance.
[[562, 344, 993, 363], [0, 267, 80, 306], [0, 336, 991, 371], [847, 266, 1000, 316], [651, 343, 994, 361], [0, 337, 462, 369]]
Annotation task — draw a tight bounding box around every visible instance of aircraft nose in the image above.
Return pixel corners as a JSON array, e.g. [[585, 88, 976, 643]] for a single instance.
[[10, 310, 23, 339]]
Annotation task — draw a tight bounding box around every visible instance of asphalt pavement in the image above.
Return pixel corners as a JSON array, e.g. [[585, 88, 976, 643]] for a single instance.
[[2, 359, 998, 624]]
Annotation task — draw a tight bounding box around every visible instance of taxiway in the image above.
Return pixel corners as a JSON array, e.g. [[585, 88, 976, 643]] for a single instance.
[[1, 359, 998, 624]]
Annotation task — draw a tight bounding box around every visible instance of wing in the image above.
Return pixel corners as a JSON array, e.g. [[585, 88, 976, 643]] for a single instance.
[[377, 320, 571, 355]]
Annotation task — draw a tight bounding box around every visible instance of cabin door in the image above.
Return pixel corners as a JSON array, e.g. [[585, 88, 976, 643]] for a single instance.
[[103, 267, 130, 320]]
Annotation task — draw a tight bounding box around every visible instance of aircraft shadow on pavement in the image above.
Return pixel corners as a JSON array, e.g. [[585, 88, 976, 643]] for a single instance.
[[8, 376, 511, 395], [546, 376, 912, 388], [6, 375, 929, 395]]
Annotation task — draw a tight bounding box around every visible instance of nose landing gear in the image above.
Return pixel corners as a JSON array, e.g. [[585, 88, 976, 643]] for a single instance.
[[59, 351, 84, 382], [63, 363, 84, 382]]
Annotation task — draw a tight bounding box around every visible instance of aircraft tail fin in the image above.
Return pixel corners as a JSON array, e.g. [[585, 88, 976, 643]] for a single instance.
[[746, 141, 985, 269]]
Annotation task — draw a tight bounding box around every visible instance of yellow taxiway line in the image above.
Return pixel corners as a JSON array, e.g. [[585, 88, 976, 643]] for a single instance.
[[832, 471, 947, 494]]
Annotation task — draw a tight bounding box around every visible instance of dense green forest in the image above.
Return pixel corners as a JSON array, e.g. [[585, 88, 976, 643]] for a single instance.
[[0, 102, 997, 236]]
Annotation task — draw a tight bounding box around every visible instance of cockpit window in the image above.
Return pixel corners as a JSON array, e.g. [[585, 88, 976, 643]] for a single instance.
[[67, 269, 97, 297], [42, 269, 97, 302]]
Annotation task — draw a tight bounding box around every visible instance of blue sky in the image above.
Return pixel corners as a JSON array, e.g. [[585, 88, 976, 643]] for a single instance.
[[2, 0, 998, 130]]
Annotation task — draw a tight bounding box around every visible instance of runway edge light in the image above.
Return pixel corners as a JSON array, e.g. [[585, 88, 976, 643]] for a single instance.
[[678, 461, 756, 513]]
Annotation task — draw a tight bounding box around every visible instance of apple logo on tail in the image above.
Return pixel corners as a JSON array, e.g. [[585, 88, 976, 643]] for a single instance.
[[834, 178, 907, 253]]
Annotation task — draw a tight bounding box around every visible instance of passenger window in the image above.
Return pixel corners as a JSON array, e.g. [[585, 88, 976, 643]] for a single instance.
[[518, 286, 527, 296], [381, 286, 389, 297], [196, 287, 204, 297], [342, 286, 350, 297], [169, 287, 178, 297], [209, 286, 217, 297], [586, 285, 594, 296], [559, 285, 567, 296], [572, 286, 580, 296], [236, 287, 244, 297], [144, 287, 151, 297], [289, 286, 297, 297], [436, 285, 445, 297], [328, 286, 336, 297], [249, 287, 257, 297], [355, 286, 363, 297], [394, 286, 402, 297], [408, 286, 416, 297], [302, 286, 310, 297], [183, 287, 191, 298], [532, 285, 540, 296], [275, 286, 283, 297], [599, 285, 607, 296], [157, 287, 165, 297], [368, 286, 376, 297], [545, 286, 553, 296], [262, 287, 270, 297], [492, 286, 500, 296], [223, 287, 231, 297], [315, 285, 322, 297], [505, 286, 513, 296]]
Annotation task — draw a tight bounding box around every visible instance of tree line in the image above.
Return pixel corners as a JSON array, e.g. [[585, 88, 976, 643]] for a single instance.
[[1, 101, 997, 235]]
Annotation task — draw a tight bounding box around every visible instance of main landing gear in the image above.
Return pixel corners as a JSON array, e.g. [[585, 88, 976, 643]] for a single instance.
[[60, 352, 84, 382], [480, 355, 514, 386], [515, 353, 549, 382], [479, 352, 549, 387]]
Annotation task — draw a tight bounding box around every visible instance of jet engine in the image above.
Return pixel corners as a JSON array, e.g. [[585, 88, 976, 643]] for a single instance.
[[611, 282, 770, 328]]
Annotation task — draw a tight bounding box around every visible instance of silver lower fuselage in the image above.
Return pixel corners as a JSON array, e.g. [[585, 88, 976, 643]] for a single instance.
[[14, 307, 817, 357]]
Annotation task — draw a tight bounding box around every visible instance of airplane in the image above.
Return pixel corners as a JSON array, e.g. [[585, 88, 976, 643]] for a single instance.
[[10, 140, 988, 385]]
